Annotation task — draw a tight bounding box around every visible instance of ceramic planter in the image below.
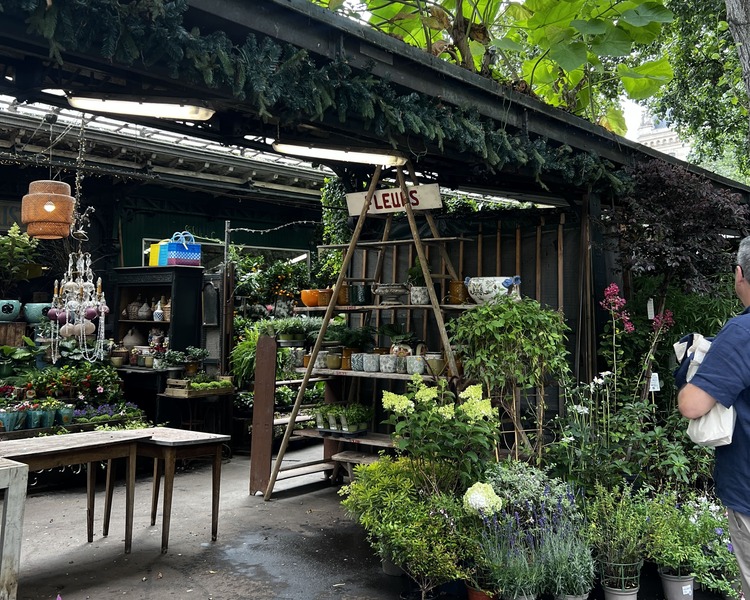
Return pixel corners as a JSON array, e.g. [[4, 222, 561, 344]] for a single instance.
[[465, 276, 517, 304], [22, 302, 51, 323], [0, 300, 21, 322], [409, 285, 430, 305]]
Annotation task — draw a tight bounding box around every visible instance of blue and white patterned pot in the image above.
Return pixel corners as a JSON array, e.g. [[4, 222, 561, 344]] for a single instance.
[[465, 276, 521, 305]]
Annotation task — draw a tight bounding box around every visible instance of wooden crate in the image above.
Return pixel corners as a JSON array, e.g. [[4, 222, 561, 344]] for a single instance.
[[0, 323, 27, 347], [163, 378, 235, 398]]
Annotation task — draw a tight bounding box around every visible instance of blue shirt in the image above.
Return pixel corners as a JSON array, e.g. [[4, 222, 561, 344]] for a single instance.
[[690, 307, 750, 515]]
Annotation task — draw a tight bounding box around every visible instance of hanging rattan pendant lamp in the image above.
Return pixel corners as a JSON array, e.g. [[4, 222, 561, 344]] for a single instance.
[[21, 179, 75, 239]]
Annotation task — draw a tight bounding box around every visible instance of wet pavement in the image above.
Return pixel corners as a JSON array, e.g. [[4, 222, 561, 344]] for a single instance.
[[16, 442, 412, 600]]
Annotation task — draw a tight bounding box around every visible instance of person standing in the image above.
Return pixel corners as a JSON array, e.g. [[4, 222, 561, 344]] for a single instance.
[[678, 235, 750, 597]]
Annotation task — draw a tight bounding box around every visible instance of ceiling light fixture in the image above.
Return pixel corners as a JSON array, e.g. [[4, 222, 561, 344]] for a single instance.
[[67, 94, 215, 121], [271, 142, 407, 166]]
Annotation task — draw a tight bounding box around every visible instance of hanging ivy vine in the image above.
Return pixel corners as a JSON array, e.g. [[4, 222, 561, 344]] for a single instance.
[[2, 0, 627, 195]]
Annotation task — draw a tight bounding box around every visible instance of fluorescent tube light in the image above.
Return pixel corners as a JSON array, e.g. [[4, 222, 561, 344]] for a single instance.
[[67, 95, 215, 120], [272, 142, 407, 166]]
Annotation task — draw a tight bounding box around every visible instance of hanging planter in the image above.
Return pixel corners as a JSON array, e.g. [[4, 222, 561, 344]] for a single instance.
[[21, 180, 75, 240]]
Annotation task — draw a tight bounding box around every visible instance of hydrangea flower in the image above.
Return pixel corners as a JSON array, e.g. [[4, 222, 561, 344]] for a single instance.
[[458, 397, 495, 423], [381, 391, 414, 415], [463, 481, 503, 515]]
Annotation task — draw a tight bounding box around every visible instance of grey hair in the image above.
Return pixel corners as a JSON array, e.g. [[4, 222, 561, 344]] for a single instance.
[[738, 236, 750, 278]]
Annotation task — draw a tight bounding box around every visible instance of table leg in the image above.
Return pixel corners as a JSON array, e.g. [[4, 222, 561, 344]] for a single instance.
[[103, 458, 114, 537], [125, 444, 137, 554], [212, 445, 222, 541], [86, 461, 95, 543], [161, 447, 177, 553], [151, 457, 162, 527]]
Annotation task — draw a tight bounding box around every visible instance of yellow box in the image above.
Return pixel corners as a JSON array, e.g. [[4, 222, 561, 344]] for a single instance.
[[148, 241, 168, 266]]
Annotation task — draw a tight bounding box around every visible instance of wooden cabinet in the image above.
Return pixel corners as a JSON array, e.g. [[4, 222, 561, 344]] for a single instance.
[[112, 266, 204, 351]]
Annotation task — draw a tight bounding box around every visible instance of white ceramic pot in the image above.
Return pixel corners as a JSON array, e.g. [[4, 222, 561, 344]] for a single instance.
[[363, 353, 380, 372], [409, 285, 430, 305], [406, 355, 425, 375], [379, 354, 397, 373], [465, 276, 521, 304]]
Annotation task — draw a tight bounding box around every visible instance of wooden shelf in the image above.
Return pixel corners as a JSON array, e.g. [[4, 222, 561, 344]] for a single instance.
[[118, 319, 171, 324], [294, 429, 394, 448], [296, 368, 439, 381], [276, 460, 335, 481], [294, 303, 475, 313], [275, 377, 331, 386], [318, 236, 469, 250], [273, 414, 314, 426]]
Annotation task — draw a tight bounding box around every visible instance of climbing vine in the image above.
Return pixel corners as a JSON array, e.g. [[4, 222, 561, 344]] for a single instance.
[[2, 0, 627, 195]]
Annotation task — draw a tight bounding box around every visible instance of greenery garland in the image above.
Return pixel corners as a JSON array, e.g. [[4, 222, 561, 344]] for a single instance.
[[2, 0, 627, 195]]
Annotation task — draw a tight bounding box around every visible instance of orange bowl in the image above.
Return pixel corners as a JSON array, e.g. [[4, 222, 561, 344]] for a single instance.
[[301, 289, 319, 307]]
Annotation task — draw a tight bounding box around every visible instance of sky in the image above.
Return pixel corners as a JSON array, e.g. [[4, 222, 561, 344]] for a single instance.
[[623, 99, 645, 141]]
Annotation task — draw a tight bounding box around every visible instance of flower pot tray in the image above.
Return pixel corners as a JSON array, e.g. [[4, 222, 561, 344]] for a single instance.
[[314, 426, 368, 437], [163, 379, 235, 398]]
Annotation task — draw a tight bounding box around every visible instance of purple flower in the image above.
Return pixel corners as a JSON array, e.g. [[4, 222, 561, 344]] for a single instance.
[[715, 527, 724, 536], [728, 542, 734, 553]]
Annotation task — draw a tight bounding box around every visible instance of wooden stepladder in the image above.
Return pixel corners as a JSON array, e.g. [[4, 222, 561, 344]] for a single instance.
[[262, 163, 461, 500]]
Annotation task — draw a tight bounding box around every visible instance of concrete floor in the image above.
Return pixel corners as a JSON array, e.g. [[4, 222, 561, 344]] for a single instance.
[[15, 441, 415, 600]]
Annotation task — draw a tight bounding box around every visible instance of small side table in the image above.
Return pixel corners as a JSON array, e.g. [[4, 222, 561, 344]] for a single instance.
[[104, 427, 230, 553]]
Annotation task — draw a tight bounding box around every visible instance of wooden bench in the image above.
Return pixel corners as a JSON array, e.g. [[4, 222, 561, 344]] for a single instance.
[[331, 450, 379, 480]]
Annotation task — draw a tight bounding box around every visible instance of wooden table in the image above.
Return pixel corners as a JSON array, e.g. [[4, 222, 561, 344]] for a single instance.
[[104, 427, 230, 553], [0, 430, 151, 553]]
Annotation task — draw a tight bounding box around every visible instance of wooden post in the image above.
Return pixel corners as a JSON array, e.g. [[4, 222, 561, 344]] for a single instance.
[[557, 214, 565, 310], [0, 458, 28, 600], [250, 335, 278, 495]]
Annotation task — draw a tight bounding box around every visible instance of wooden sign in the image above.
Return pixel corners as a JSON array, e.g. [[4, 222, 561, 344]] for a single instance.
[[345, 183, 442, 216]]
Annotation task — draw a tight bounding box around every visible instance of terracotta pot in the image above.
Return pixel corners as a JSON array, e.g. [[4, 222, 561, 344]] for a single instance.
[[300, 289, 319, 307], [465, 584, 495, 600]]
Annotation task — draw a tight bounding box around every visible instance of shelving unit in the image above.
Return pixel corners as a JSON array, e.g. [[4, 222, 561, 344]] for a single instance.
[[112, 266, 204, 351], [263, 164, 467, 500]]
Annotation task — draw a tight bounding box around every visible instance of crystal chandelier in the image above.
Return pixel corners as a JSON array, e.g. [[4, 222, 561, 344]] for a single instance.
[[46, 227, 109, 363], [44, 119, 109, 364]]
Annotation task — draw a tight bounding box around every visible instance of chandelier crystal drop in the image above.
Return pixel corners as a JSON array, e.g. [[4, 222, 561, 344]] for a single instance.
[[47, 250, 109, 363]]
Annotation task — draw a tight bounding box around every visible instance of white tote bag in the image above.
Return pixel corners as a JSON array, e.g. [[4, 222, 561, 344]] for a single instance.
[[675, 334, 737, 447], [687, 402, 736, 446]]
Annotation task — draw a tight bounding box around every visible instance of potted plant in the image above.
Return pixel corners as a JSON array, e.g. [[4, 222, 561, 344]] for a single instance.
[[339, 456, 470, 600], [273, 317, 307, 341], [540, 517, 595, 600], [585, 482, 649, 600], [447, 294, 570, 461], [339, 403, 372, 433], [378, 322, 417, 356], [0, 223, 40, 320], [406, 258, 430, 305], [645, 488, 711, 600], [328, 323, 376, 354], [164, 349, 187, 367], [183, 346, 209, 375]]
